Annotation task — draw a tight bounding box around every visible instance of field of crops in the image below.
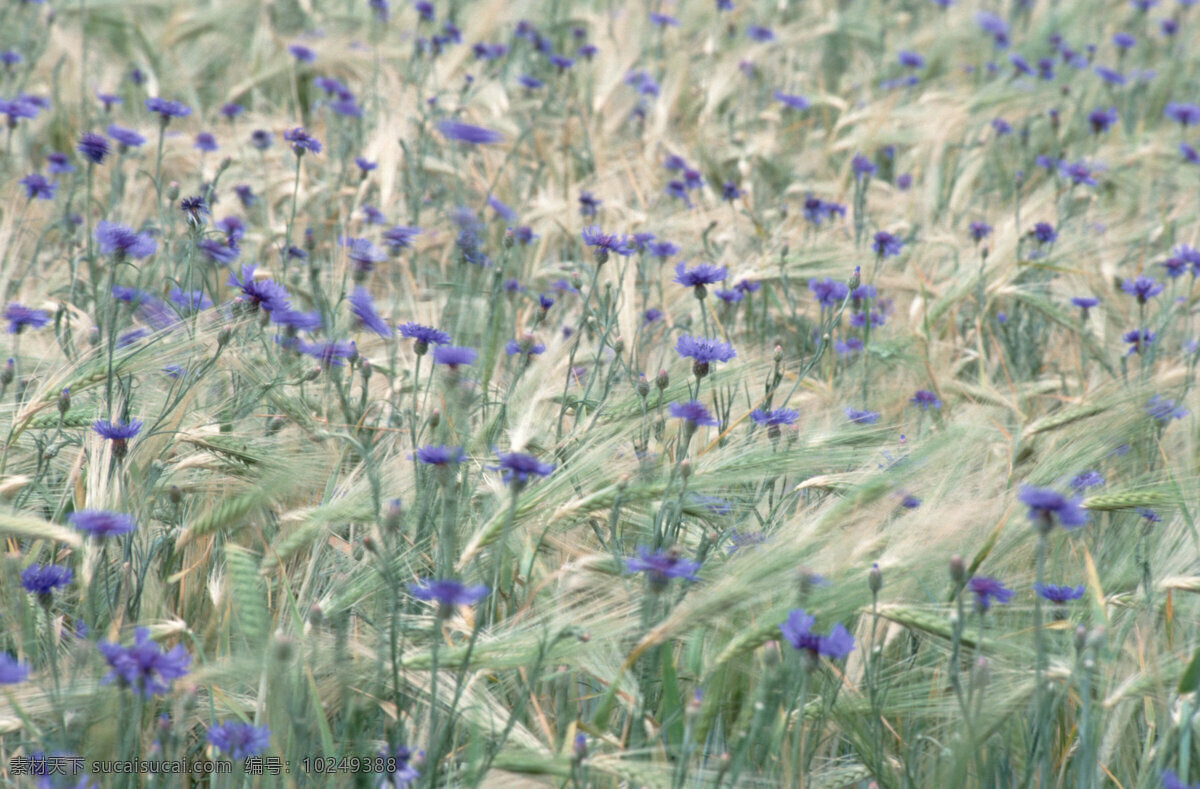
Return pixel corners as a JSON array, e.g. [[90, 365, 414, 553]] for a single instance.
[[1, 0, 1199, 786]]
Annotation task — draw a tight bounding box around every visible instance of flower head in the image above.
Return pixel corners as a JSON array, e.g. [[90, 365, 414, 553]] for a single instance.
[[399, 323, 450, 353], [415, 445, 466, 466], [779, 609, 856, 660], [673, 262, 727, 291], [873, 231, 903, 258], [349, 287, 393, 337], [1123, 328, 1155, 355], [144, 97, 192, 122], [845, 408, 880, 425], [20, 563, 73, 596], [1018, 485, 1088, 531], [97, 627, 190, 696], [581, 225, 632, 261], [93, 418, 142, 441], [69, 510, 137, 538], [1032, 222, 1058, 245], [208, 721, 271, 760], [0, 654, 29, 684], [1146, 394, 1188, 422], [492, 451, 554, 486], [431, 345, 476, 368], [750, 407, 799, 426], [676, 335, 736, 377], [19, 173, 56, 200], [910, 390, 942, 410], [94, 221, 157, 259], [409, 579, 489, 606], [1034, 583, 1085, 603], [281, 128, 321, 159], [966, 575, 1014, 610], [1120, 275, 1163, 303], [626, 546, 700, 589], [77, 132, 110, 164], [4, 303, 48, 333], [436, 119, 504, 144], [669, 400, 719, 427], [809, 278, 849, 307]]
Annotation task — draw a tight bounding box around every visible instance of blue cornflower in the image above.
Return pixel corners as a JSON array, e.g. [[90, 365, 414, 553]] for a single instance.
[[1019, 485, 1088, 531], [144, 97, 192, 122], [649, 12, 679, 26], [168, 288, 212, 314], [1034, 583, 1085, 603], [288, 43, 316, 62], [197, 238, 239, 265], [1162, 770, 1200, 789], [4, 303, 48, 333], [208, 722, 271, 760], [773, 91, 809, 110], [456, 228, 490, 266], [721, 181, 742, 201], [1071, 470, 1104, 489], [486, 194, 516, 222], [299, 339, 357, 368], [46, 152, 74, 174], [93, 418, 142, 442], [644, 308, 663, 324], [436, 119, 504, 144], [271, 309, 322, 334], [676, 335, 736, 377], [415, 445, 466, 466], [845, 408, 880, 425], [348, 288, 393, 337], [20, 564, 73, 596], [673, 262, 727, 295], [0, 654, 29, 684], [1071, 296, 1099, 316], [648, 241, 679, 259], [751, 407, 799, 426], [1088, 107, 1118, 134], [1059, 160, 1100, 186], [803, 196, 846, 225], [94, 221, 157, 259], [19, 172, 56, 200], [1146, 395, 1188, 422], [432, 345, 477, 368], [384, 225, 421, 252], [355, 156, 377, 174], [966, 575, 1014, 610], [1140, 507, 1162, 523], [910, 390, 942, 410], [409, 579, 489, 607], [1031, 222, 1057, 244], [510, 226, 538, 245], [975, 12, 1010, 48], [626, 547, 700, 589], [194, 132, 218, 152], [548, 54, 574, 70], [873, 231, 903, 258], [77, 132, 109, 164], [69, 510, 137, 538], [97, 627, 190, 696], [1166, 102, 1200, 127], [340, 237, 387, 274], [505, 335, 546, 357], [851, 153, 876, 178], [1123, 328, 1155, 355], [180, 195, 210, 227], [234, 184, 257, 207], [579, 191, 602, 217], [1094, 66, 1126, 85], [1120, 275, 1163, 303], [1113, 31, 1136, 50], [581, 225, 632, 262], [779, 610, 856, 660], [727, 530, 768, 554], [992, 118, 1012, 137], [399, 323, 450, 353], [714, 289, 743, 304], [898, 50, 925, 68], [228, 265, 290, 312], [968, 222, 992, 243], [746, 25, 775, 42], [1163, 257, 1188, 279], [492, 451, 554, 486], [808, 277, 849, 307], [283, 127, 322, 155], [106, 124, 146, 151], [669, 400, 719, 427], [250, 129, 273, 150], [220, 103, 244, 119]]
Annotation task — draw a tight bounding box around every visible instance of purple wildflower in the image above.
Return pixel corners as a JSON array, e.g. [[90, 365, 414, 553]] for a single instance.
[[626, 547, 700, 589], [779, 610, 856, 660], [69, 510, 137, 538], [1018, 485, 1088, 531], [436, 119, 504, 144], [669, 400, 719, 426], [1034, 583, 1085, 603], [349, 287, 393, 337], [208, 722, 271, 760], [966, 575, 1014, 610], [97, 627, 190, 696], [431, 345, 477, 368]]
